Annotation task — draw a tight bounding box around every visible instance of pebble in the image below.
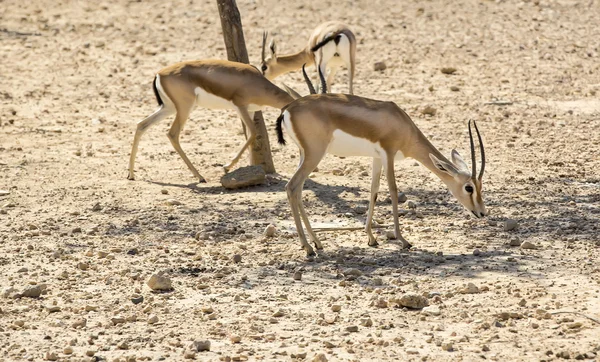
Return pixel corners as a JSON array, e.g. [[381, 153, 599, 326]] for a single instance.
[[509, 238, 521, 246], [406, 348, 419, 355], [183, 350, 196, 359], [111, 316, 126, 325], [520, 241, 536, 249], [450, 85, 460, 91], [398, 192, 408, 203], [342, 268, 362, 277], [421, 106, 437, 116], [131, 294, 144, 304], [117, 341, 129, 350], [77, 262, 89, 271], [165, 199, 182, 206], [232, 254, 242, 263], [161, 189, 168, 195], [441, 67, 457, 74], [441, 342, 454, 351], [422, 305, 441, 316], [21, 285, 42, 298], [46, 305, 61, 313], [272, 309, 285, 317], [396, 293, 429, 309], [460, 282, 481, 294], [354, 205, 367, 215], [504, 219, 518, 231], [0, 190, 9, 196], [360, 318, 373, 327], [230, 334, 241, 344], [331, 305, 341, 312], [220, 165, 266, 189], [518, 298, 527, 307], [346, 325, 359, 332], [293, 271, 302, 281], [407, 200, 417, 209], [373, 61, 387, 71], [148, 314, 159, 324], [91, 202, 102, 211], [63, 347, 73, 355], [473, 249, 481, 256], [385, 230, 396, 240], [312, 353, 328, 362], [147, 274, 173, 291], [45, 352, 58, 361], [97, 251, 109, 258], [190, 340, 211, 352], [264, 224, 276, 237], [71, 318, 87, 328]]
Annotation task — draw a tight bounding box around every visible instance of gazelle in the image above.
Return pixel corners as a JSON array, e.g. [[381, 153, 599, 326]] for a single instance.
[[127, 59, 294, 182], [261, 21, 356, 94], [275, 90, 487, 256]]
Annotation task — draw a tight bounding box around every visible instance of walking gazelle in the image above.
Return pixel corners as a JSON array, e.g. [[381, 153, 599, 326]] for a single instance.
[[276, 73, 487, 256], [261, 21, 356, 94], [127, 60, 294, 182]]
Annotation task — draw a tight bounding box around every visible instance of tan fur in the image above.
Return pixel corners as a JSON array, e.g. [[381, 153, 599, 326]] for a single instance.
[[280, 94, 487, 256], [128, 59, 293, 182]]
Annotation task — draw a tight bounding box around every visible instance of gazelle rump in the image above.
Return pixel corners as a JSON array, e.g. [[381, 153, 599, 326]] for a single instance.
[[127, 59, 294, 182], [261, 21, 356, 94], [275, 94, 486, 256]]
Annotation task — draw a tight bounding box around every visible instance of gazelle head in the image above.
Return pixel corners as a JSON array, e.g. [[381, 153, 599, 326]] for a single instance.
[[429, 121, 487, 218], [260, 32, 284, 80]]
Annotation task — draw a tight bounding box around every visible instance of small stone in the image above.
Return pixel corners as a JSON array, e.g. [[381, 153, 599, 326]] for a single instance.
[[422, 305, 441, 316], [97, 250, 109, 258], [406, 348, 419, 355], [346, 325, 359, 332], [45, 352, 58, 361], [85, 305, 98, 312], [147, 314, 159, 324], [397, 293, 429, 309], [161, 189, 168, 195], [232, 254, 242, 263], [504, 219, 518, 231], [293, 271, 302, 281], [230, 334, 241, 344], [131, 294, 144, 305], [398, 192, 408, 203], [190, 340, 211, 352], [0, 190, 9, 196], [385, 230, 396, 240], [85, 350, 96, 357], [21, 285, 42, 298], [71, 318, 87, 328], [407, 200, 417, 209], [342, 268, 362, 277], [91, 202, 102, 211], [482, 344, 490, 352], [520, 241, 536, 249], [360, 318, 373, 327], [441, 67, 457, 74], [272, 309, 285, 317], [71, 227, 82, 234], [165, 199, 182, 206], [531, 322, 539, 329], [63, 347, 74, 355], [566, 322, 582, 329], [264, 224, 276, 237], [460, 282, 480, 294], [147, 274, 173, 291], [183, 350, 196, 359], [111, 316, 126, 325], [77, 262, 89, 271], [46, 305, 61, 313], [509, 238, 521, 246], [473, 249, 481, 256], [441, 342, 454, 351], [220, 165, 266, 189], [373, 61, 387, 71], [354, 205, 367, 215], [331, 305, 341, 312], [518, 298, 527, 307], [450, 86, 460, 91], [312, 353, 328, 362], [117, 341, 129, 350], [421, 106, 437, 116]]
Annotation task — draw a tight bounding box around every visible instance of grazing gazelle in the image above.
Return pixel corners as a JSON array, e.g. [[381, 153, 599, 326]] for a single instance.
[[276, 93, 487, 256], [127, 59, 294, 182], [261, 21, 356, 94]]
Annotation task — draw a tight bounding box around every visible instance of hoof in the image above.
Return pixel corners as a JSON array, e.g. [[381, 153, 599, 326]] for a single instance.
[[198, 177, 207, 183], [127, 174, 135, 181], [368, 240, 379, 247], [402, 241, 413, 249], [305, 248, 316, 257]]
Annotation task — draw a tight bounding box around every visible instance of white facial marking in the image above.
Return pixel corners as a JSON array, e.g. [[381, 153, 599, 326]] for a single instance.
[[327, 130, 383, 158]]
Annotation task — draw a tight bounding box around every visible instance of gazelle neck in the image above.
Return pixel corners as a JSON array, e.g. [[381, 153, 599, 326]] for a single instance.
[[275, 49, 312, 75], [405, 128, 455, 185]]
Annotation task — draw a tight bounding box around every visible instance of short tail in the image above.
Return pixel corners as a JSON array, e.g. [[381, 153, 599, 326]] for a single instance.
[[152, 76, 163, 106], [311, 33, 342, 52], [276, 113, 286, 145]]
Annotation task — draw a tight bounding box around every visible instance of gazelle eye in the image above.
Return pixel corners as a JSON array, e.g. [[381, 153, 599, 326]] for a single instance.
[[261, 65, 267, 72], [465, 185, 474, 193]]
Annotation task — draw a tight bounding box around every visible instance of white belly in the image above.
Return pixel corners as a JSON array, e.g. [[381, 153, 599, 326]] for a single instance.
[[194, 86, 260, 111], [327, 130, 382, 158]]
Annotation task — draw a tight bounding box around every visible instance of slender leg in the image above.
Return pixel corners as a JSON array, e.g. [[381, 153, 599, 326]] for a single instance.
[[385, 153, 411, 249], [348, 58, 355, 95], [223, 106, 256, 173], [128, 105, 175, 180], [286, 145, 327, 256], [296, 178, 323, 249], [366, 157, 383, 246], [167, 105, 206, 183]]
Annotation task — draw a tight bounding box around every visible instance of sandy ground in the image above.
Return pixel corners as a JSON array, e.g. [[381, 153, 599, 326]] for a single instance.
[[1, 0, 600, 361]]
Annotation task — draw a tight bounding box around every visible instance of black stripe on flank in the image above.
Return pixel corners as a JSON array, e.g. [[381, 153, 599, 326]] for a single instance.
[[152, 76, 163, 106], [276, 113, 286, 146]]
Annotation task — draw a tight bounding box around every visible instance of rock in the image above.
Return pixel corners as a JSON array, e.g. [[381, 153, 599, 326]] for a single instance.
[[220, 165, 266, 189], [360, 318, 373, 327], [161, 189, 168, 195], [504, 219, 518, 231], [147, 274, 173, 291], [346, 325, 359, 332], [63, 347, 74, 355], [354, 205, 367, 215], [385, 230, 396, 240], [293, 271, 302, 281], [131, 294, 144, 305], [398, 192, 408, 203], [342, 268, 362, 277], [422, 305, 441, 316], [91, 202, 102, 211], [520, 241, 536, 249], [165, 199, 182, 206], [117, 341, 129, 350], [312, 353, 328, 362], [46, 305, 61, 313], [373, 61, 387, 71], [509, 238, 521, 246], [450, 86, 460, 91], [460, 282, 480, 294], [407, 200, 417, 209], [45, 352, 58, 361], [441, 342, 454, 351], [183, 350, 196, 359], [441, 67, 457, 75], [190, 340, 211, 352], [406, 348, 419, 355], [77, 262, 89, 271], [97, 250, 109, 258], [473, 249, 481, 256], [482, 344, 490, 352], [0, 190, 9, 196], [148, 314, 159, 324], [71, 318, 87, 328], [272, 309, 285, 317], [518, 298, 527, 307], [421, 106, 437, 116], [2, 287, 18, 299], [111, 316, 126, 325], [232, 254, 242, 263], [264, 224, 276, 237], [396, 293, 429, 309], [331, 305, 341, 312], [230, 334, 241, 343], [21, 285, 42, 298]]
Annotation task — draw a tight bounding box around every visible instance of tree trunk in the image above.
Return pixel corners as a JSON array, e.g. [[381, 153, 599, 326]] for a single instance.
[[216, 0, 275, 174]]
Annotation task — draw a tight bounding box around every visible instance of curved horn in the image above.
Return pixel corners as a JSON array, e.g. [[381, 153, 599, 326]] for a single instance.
[[261, 31, 267, 63], [318, 66, 327, 94], [473, 120, 485, 180], [468, 120, 476, 179], [302, 64, 316, 95]]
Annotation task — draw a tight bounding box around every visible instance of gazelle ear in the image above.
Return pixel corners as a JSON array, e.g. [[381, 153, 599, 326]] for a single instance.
[[430, 153, 459, 177], [451, 149, 470, 172], [269, 39, 276, 56]]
